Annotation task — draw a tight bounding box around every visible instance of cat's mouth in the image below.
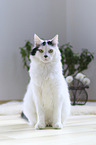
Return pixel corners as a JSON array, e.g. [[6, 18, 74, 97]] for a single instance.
[[44, 59, 49, 62], [44, 58, 48, 61], [39, 57, 52, 63], [41, 58, 50, 63]]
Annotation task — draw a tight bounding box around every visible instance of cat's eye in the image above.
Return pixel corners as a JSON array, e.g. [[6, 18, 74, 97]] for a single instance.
[[39, 49, 44, 53], [48, 49, 53, 53]]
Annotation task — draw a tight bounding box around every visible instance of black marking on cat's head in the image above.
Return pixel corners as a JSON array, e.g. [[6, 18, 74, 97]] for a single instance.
[[42, 41, 54, 46], [31, 40, 55, 56], [42, 41, 46, 46], [31, 45, 40, 56], [47, 41, 54, 46]]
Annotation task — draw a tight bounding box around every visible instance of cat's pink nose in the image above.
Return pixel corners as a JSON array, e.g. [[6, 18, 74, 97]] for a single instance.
[[44, 55, 48, 58]]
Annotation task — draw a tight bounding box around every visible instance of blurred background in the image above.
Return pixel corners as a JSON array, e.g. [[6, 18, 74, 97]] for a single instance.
[[0, 0, 96, 101]]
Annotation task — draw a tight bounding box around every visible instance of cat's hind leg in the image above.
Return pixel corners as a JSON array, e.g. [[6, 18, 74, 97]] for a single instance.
[[23, 100, 37, 126], [23, 102, 37, 127], [23, 84, 37, 127]]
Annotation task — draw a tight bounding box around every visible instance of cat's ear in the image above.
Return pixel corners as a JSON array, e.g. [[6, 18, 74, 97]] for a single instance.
[[34, 34, 43, 46], [52, 35, 58, 45]]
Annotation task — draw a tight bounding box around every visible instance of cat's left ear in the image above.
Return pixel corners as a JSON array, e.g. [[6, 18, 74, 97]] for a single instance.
[[34, 34, 43, 47], [52, 35, 58, 45]]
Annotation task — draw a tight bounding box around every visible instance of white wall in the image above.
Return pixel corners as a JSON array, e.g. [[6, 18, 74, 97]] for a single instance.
[[0, 0, 67, 100], [66, 0, 96, 100]]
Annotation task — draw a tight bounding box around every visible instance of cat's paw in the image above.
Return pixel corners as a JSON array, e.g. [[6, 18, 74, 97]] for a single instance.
[[28, 121, 35, 127], [35, 122, 45, 130], [53, 122, 63, 129]]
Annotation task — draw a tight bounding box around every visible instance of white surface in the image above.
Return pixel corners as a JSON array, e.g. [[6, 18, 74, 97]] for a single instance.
[[0, 114, 96, 145]]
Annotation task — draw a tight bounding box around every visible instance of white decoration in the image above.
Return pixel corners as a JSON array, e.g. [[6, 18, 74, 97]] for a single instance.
[[75, 73, 86, 81], [82, 77, 90, 86], [66, 76, 73, 84]]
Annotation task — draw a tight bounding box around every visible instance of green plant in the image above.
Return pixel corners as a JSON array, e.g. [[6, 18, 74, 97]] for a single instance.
[[59, 43, 94, 77], [19, 41, 33, 71], [19, 41, 94, 76]]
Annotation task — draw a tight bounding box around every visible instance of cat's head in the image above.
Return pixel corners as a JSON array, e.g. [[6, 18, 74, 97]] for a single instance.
[[31, 34, 59, 63]]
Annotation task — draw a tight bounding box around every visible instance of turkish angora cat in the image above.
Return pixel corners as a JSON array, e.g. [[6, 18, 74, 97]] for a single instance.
[[22, 34, 71, 129]]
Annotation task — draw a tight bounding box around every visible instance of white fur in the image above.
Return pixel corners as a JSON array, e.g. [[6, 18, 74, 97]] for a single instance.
[[23, 34, 71, 129]]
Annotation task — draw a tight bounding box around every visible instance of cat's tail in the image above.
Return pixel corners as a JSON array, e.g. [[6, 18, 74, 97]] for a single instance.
[[0, 101, 22, 115], [21, 112, 28, 121]]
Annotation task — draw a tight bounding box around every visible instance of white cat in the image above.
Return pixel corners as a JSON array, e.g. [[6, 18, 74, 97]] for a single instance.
[[22, 34, 71, 129]]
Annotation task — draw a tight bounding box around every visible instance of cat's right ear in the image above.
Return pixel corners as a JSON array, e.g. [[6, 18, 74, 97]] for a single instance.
[[34, 34, 43, 47], [52, 35, 58, 46]]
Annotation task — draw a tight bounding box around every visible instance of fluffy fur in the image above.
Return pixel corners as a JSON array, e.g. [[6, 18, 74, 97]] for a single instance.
[[23, 34, 71, 129]]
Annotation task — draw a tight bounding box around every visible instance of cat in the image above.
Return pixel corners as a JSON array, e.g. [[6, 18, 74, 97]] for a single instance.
[[22, 34, 71, 129]]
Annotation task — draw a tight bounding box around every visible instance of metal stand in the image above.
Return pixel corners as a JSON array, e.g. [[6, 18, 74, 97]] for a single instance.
[[69, 79, 89, 105]]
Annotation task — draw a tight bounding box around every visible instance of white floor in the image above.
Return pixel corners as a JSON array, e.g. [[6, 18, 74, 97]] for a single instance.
[[0, 102, 96, 145], [0, 114, 96, 145]]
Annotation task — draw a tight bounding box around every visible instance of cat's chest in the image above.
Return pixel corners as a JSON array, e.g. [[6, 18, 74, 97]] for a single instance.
[[41, 80, 54, 110], [31, 64, 56, 85], [30, 63, 59, 110]]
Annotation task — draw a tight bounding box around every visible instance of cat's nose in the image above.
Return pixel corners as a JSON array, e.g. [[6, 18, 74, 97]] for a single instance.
[[44, 55, 48, 58]]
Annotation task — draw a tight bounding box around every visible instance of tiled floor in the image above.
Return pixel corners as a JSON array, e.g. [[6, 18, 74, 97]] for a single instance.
[[0, 114, 96, 145]]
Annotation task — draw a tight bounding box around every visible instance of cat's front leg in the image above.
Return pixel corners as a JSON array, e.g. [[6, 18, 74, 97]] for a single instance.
[[35, 102, 45, 129], [53, 97, 63, 129], [35, 111, 45, 130], [33, 86, 45, 129]]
